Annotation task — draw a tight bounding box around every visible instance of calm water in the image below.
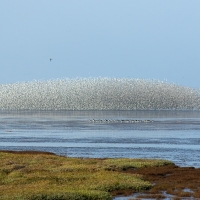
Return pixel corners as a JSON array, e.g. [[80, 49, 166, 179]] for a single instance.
[[0, 110, 200, 168]]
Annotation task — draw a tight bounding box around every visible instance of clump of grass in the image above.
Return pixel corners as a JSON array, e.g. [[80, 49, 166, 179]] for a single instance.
[[103, 158, 174, 171], [0, 151, 174, 200]]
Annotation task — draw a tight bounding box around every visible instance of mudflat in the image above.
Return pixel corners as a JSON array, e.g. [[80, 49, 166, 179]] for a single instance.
[[118, 164, 200, 199]]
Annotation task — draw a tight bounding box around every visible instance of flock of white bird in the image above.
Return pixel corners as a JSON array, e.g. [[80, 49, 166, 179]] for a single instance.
[[0, 78, 199, 110]]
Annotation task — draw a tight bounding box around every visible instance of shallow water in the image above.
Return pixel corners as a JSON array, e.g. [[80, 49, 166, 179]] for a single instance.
[[0, 110, 200, 168]]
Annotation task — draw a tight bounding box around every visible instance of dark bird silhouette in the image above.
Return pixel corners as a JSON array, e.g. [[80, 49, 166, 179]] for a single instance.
[[50, 58, 52, 62]]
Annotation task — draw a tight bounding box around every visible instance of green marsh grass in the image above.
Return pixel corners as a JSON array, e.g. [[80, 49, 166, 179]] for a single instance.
[[0, 151, 174, 200]]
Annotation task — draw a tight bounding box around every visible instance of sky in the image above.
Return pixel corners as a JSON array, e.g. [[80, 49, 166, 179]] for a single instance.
[[1, 0, 200, 88]]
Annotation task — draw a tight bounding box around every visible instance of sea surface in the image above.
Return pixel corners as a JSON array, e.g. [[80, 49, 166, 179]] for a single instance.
[[0, 110, 200, 168]]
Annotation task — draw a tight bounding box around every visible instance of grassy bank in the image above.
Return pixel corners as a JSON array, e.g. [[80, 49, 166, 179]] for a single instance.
[[0, 151, 173, 200]]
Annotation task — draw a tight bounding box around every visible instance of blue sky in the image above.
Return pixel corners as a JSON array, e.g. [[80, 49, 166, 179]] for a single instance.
[[1, 1, 200, 88]]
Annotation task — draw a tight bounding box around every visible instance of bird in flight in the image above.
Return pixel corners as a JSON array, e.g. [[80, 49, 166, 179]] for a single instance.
[[50, 58, 53, 62]]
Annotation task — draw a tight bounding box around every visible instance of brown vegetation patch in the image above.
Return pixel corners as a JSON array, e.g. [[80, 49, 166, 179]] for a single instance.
[[111, 189, 137, 197], [125, 164, 200, 199], [0, 150, 56, 155]]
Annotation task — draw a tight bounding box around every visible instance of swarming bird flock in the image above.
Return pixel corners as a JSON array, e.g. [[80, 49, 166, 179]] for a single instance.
[[0, 78, 200, 110]]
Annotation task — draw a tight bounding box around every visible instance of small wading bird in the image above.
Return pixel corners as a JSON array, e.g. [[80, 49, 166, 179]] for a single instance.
[[50, 58, 52, 62]]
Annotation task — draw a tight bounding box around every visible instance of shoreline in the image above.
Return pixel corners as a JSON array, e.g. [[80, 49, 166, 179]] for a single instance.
[[0, 150, 200, 199]]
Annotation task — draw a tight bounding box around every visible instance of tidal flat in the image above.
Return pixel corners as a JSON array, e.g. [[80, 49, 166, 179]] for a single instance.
[[1, 110, 200, 168], [0, 151, 200, 200], [1, 110, 200, 199]]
